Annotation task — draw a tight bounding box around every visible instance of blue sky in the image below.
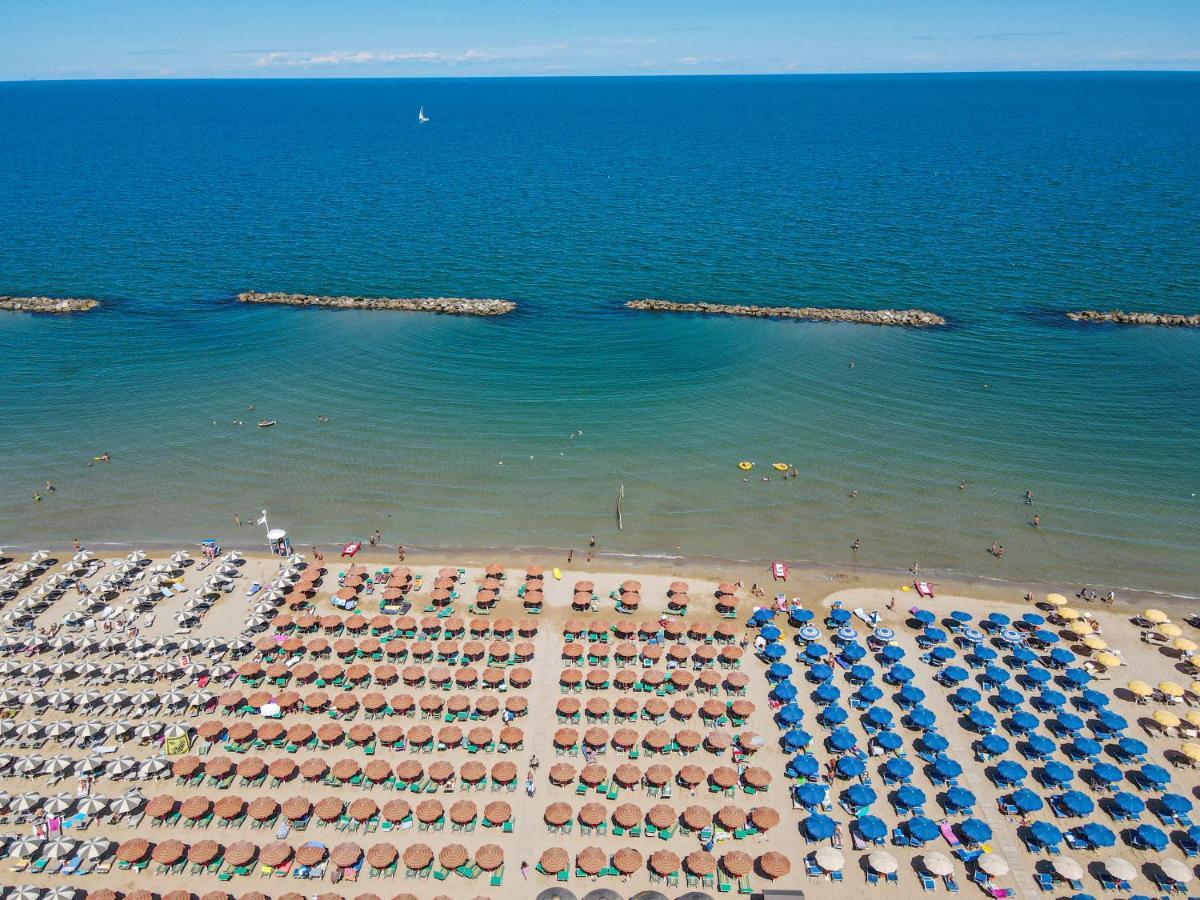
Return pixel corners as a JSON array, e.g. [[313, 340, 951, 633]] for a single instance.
[[2, 0, 1197, 80]]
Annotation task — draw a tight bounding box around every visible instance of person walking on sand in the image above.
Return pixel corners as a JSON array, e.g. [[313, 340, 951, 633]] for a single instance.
[[397, 544, 405, 562], [72, 538, 81, 552], [521, 860, 530, 879], [567, 548, 574, 564]]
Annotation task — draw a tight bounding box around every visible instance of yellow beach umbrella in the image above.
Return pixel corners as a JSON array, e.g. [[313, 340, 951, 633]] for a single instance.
[[1182, 742, 1200, 761], [1154, 710, 1181, 728], [1185, 710, 1200, 728], [1082, 635, 1108, 651], [1095, 652, 1122, 668], [1143, 608, 1169, 624], [1057, 607, 1081, 620], [1069, 620, 1094, 635], [1190, 681, 1200, 697], [1128, 680, 1153, 697], [1157, 623, 1183, 638], [1173, 638, 1198, 654], [1045, 593, 1068, 606], [1159, 681, 1185, 697]]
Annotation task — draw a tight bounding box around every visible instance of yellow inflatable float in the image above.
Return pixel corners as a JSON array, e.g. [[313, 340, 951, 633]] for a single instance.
[[738, 461, 754, 471], [552, 567, 562, 581], [772, 463, 789, 471]]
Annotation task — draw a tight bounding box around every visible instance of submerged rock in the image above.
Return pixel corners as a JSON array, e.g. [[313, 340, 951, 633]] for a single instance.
[[1066, 310, 1200, 327], [625, 299, 944, 327], [238, 291, 515, 316], [0, 296, 99, 313]]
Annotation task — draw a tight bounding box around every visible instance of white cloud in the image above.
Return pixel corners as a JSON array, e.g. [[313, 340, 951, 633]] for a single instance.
[[254, 49, 497, 69]]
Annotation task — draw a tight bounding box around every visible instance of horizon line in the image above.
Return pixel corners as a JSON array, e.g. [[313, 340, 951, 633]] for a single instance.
[[3, 67, 1199, 84]]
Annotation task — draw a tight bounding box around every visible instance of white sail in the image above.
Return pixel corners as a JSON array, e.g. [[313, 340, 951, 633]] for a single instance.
[[418, 106, 429, 123]]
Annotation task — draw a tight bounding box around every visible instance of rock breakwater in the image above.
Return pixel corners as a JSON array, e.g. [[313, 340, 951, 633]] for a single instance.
[[626, 299, 944, 327], [238, 292, 515, 316], [0, 296, 99, 313], [1066, 309, 1200, 327]]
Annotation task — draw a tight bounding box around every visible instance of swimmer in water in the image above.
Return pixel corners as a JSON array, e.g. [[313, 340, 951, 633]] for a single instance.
[[960, 480, 967, 490], [33, 491, 41, 503], [45, 481, 56, 493], [1032, 515, 1040, 528], [851, 538, 861, 551], [849, 490, 858, 499], [1024, 490, 1033, 504]]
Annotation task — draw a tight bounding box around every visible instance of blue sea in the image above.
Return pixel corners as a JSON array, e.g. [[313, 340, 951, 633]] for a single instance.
[[1, 73, 1198, 595]]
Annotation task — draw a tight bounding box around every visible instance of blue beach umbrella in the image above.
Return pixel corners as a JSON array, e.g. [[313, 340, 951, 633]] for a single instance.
[[940, 665, 969, 684], [777, 704, 803, 726], [945, 787, 977, 812], [836, 625, 858, 642], [856, 815, 887, 842], [1049, 648, 1075, 666], [1138, 764, 1170, 789], [1053, 712, 1084, 735], [1090, 762, 1122, 785], [1022, 613, 1046, 626], [905, 816, 939, 844], [879, 645, 905, 664], [766, 662, 792, 682], [1115, 736, 1148, 760], [847, 664, 874, 683], [950, 610, 973, 623], [908, 706, 937, 730], [957, 816, 990, 842], [1078, 689, 1109, 710], [828, 727, 856, 751], [1023, 666, 1051, 685], [805, 643, 829, 661], [932, 756, 963, 780], [999, 628, 1023, 644], [1080, 822, 1116, 847], [813, 683, 840, 704], [786, 753, 819, 778], [770, 682, 797, 702], [887, 665, 914, 684], [794, 782, 828, 808], [788, 608, 814, 626], [983, 665, 1010, 686], [1041, 760, 1074, 786], [1032, 629, 1058, 644], [884, 758, 914, 781], [1011, 788, 1044, 812], [875, 731, 903, 752], [872, 627, 895, 643], [994, 687, 1024, 710], [1024, 733, 1055, 758], [922, 627, 948, 644], [1070, 737, 1102, 758], [763, 643, 786, 660], [807, 663, 834, 683], [1159, 793, 1192, 815], [967, 708, 996, 732], [920, 733, 950, 754], [798, 626, 821, 642], [930, 646, 956, 663], [1112, 792, 1145, 816], [1094, 710, 1128, 736], [895, 785, 926, 810], [1029, 820, 1061, 847], [783, 729, 813, 752], [836, 756, 865, 779], [1010, 647, 1038, 666], [760, 624, 781, 641], [1035, 689, 1066, 710], [840, 643, 866, 662], [856, 684, 884, 703], [821, 705, 848, 725], [988, 612, 1011, 626], [961, 628, 985, 644], [1008, 711, 1039, 734], [1063, 667, 1091, 688], [830, 608, 851, 625], [952, 687, 982, 706], [913, 610, 936, 626], [971, 646, 998, 662], [897, 684, 926, 706], [1134, 823, 1169, 851], [845, 784, 876, 808], [751, 608, 777, 623], [980, 733, 1009, 756], [1059, 790, 1095, 816], [804, 812, 836, 839], [866, 707, 894, 729]]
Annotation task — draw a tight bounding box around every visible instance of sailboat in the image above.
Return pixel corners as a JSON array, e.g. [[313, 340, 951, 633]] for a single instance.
[[418, 106, 429, 123]]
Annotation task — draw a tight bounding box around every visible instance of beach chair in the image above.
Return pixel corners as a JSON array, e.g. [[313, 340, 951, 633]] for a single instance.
[[867, 871, 880, 886], [944, 875, 959, 893], [1035, 872, 1053, 892], [920, 873, 936, 891]]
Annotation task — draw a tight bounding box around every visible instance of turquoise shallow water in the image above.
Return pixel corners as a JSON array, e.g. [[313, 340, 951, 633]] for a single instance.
[[1, 73, 1198, 594]]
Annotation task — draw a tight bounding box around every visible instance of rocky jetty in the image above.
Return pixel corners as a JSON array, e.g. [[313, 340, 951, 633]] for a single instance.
[[0, 296, 99, 313], [1066, 309, 1200, 327], [625, 299, 944, 327], [238, 291, 515, 316]]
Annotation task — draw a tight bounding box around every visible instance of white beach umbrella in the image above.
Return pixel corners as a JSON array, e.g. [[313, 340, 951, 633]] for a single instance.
[[41, 793, 75, 815], [126, 663, 153, 681], [30, 550, 48, 564], [41, 837, 76, 860], [1105, 858, 1138, 882], [47, 660, 75, 677], [98, 636, 123, 652], [155, 661, 179, 678], [105, 756, 137, 777], [978, 854, 1009, 877], [1053, 858, 1084, 881], [102, 688, 130, 706], [18, 690, 45, 706], [43, 757, 75, 777], [814, 848, 844, 871], [189, 690, 214, 707], [6, 835, 42, 856], [133, 722, 161, 740], [0, 753, 14, 773], [161, 691, 187, 708], [14, 756, 43, 776], [98, 662, 123, 678], [163, 723, 189, 739], [15, 721, 43, 738], [11, 793, 44, 813], [73, 550, 94, 564], [76, 756, 105, 775], [209, 663, 233, 679], [127, 550, 146, 564], [46, 689, 74, 708], [0, 662, 21, 677], [182, 662, 207, 678], [127, 637, 151, 654], [45, 721, 74, 740], [75, 721, 104, 739], [20, 661, 46, 678], [74, 690, 102, 708], [139, 757, 170, 778], [43, 884, 80, 900], [75, 797, 108, 817], [1161, 859, 1194, 884], [77, 836, 112, 859], [109, 790, 144, 814], [869, 851, 899, 874], [152, 637, 175, 653]]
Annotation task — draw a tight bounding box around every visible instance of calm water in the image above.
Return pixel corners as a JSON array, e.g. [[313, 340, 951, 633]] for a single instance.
[[1, 74, 1198, 594]]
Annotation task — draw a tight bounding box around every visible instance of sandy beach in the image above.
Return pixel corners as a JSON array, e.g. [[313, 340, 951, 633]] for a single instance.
[[0, 542, 1198, 900]]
